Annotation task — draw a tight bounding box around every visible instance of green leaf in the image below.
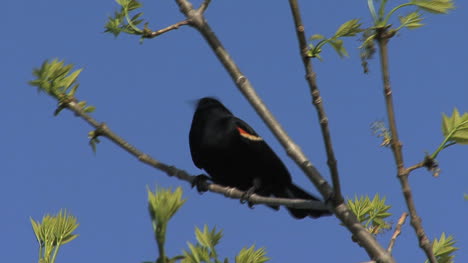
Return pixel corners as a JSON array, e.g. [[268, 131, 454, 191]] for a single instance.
[[29, 59, 83, 100], [378, 0, 390, 20], [308, 18, 362, 60], [104, 12, 125, 37], [84, 106, 96, 113], [131, 12, 144, 25], [68, 84, 79, 97], [77, 101, 87, 108], [186, 242, 201, 263], [183, 242, 211, 263], [128, 0, 142, 11], [307, 43, 322, 59], [346, 194, 392, 235], [360, 33, 376, 49], [442, 112, 451, 137], [195, 225, 223, 253], [309, 34, 325, 40], [425, 233, 458, 263], [399, 12, 424, 29], [236, 245, 269, 263], [30, 217, 42, 245], [105, 0, 144, 37], [52, 210, 79, 245], [329, 39, 348, 58], [411, 0, 455, 14], [347, 195, 371, 222], [441, 108, 468, 145], [62, 68, 83, 91], [147, 186, 186, 225], [30, 210, 79, 263], [334, 19, 363, 38]]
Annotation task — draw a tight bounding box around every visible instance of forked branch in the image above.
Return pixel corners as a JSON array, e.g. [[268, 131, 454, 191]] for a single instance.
[[376, 29, 436, 263], [64, 100, 329, 211], [287, 0, 343, 205], [174, 0, 394, 262]]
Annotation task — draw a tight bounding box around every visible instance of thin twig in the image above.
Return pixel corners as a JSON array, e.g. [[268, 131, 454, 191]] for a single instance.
[[387, 212, 408, 253], [376, 29, 437, 263], [407, 161, 425, 173], [360, 212, 408, 263], [174, 0, 394, 262], [198, 0, 212, 13], [143, 20, 190, 38], [287, 0, 343, 205], [65, 101, 329, 212]]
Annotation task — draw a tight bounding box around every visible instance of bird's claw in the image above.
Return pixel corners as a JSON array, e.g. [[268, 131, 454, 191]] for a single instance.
[[240, 187, 256, 208], [191, 174, 211, 193]]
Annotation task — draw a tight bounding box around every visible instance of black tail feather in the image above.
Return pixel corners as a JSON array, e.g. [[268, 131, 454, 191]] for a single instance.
[[279, 184, 332, 219]]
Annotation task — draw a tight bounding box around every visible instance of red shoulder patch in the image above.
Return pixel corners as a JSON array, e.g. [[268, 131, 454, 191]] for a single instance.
[[236, 127, 263, 141]]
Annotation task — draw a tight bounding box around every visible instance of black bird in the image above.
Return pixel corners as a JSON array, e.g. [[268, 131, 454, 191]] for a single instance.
[[189, 97, 331, 219]]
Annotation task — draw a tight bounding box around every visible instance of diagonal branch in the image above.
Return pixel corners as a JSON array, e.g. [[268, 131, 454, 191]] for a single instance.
[[63, 100, 329, 212], [287, 0, 343, 205], [198, 0, 212, 13], [174, 0, 394, 262], [363, 212, 409, 263], [376, 29, 436, 263], [387, 212, 408, 253]]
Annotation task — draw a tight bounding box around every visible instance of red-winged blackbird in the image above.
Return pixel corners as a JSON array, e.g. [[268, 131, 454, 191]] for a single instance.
[[189, 97, 331, 219]]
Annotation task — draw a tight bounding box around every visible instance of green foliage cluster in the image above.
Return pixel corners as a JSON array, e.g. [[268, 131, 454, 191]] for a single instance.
[[29, 59, 94, 116], [148, 186, 187, 263], [30, 209, 79, 263], [309, 0, 454, 61], [29, 59, 102, 152], [181, 225, 268, 263], [308, 19, 363, 60], [182, 225, 224, 263], [347, 194, 391, 235], [369, 0, 454, 31], [427, 233, 458, 263], [372, 107, 468, 176], [145, 187, 269, 263], [362, 0, 454, 71], [346, 195, 458, 261], [371, 121, 392, 147], [432, 108, 468, 158], [105, 0, 147, 41], [30, 191, 459, 263]]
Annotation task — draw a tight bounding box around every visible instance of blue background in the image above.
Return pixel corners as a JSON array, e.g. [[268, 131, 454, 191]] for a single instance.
[[2, 0, 467, 262]]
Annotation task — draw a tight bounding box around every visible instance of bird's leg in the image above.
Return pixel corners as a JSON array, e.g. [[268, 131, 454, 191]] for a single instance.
[[191, 174, 211, 193], [240, 178, 262, 208]]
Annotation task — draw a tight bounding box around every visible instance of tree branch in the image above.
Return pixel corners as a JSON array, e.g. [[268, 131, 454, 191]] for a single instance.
[[143, 20, 190, 39], [287, 0, 342, 205], [376, 29, 436, 263], [387, 212, 408, 253], [362, 212, 408, 263], [64, 100, 329, 212], [407, 161, 425, 173], [198, 0, 212, 13], [174, 0, 394, 262]]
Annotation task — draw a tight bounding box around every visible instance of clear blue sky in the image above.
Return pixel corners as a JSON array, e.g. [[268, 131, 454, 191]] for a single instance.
[[2, 0, 467, 262]]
